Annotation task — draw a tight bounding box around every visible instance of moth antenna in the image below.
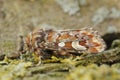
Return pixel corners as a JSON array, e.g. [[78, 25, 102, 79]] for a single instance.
[[81, 25, 93, 31], [87, 27, 100, 36], [94, 31, 99, 35]]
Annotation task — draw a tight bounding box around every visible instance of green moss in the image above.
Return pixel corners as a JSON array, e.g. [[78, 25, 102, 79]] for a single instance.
[[112, 63, 120, 69], [67, 64, 120, 80], [0, 61, 32, 80], [111, 39, 120, 48]]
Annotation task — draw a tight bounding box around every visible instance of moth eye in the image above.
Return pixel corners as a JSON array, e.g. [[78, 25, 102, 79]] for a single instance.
[[26, 44, 31, 48], [35, 38, 41, 43]]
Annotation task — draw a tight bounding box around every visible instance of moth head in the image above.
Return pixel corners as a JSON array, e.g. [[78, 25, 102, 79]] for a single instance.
[[25, 29, 45, 50]]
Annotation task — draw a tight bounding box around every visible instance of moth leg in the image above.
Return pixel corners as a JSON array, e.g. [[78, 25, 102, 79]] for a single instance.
[[34, 48, 45, 65]]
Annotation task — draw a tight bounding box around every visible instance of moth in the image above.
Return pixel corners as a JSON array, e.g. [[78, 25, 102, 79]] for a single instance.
[[22, 27, 106, 59]]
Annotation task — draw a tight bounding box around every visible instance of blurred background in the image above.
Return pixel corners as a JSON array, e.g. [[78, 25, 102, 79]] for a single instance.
[[0, 0, 120, 59]]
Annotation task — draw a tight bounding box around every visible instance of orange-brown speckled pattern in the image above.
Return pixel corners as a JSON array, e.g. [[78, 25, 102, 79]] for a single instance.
[[25, 28, 106, 57]]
